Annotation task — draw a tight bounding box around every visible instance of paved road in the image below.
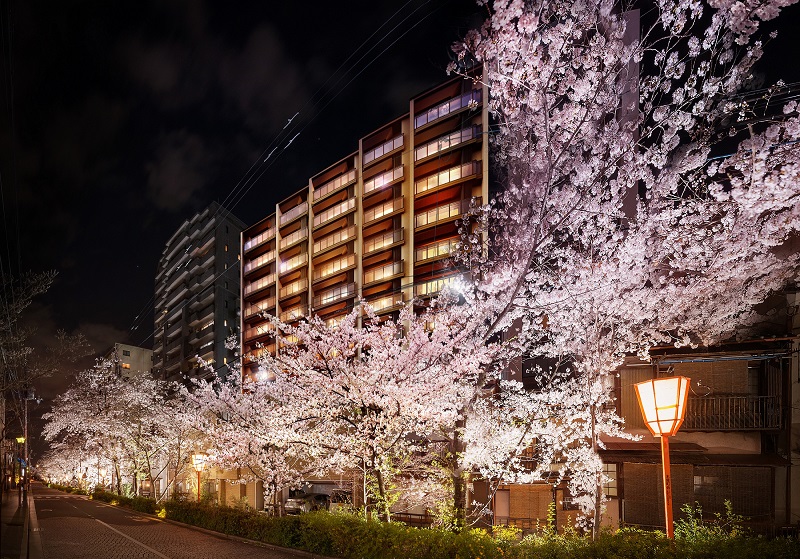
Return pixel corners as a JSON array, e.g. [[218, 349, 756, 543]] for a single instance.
[[32, 484, 308, 559]]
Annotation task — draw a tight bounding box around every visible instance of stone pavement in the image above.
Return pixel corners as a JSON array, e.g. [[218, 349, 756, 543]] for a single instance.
[[32, 484, 322, 559], [0, 484, 38, 559]]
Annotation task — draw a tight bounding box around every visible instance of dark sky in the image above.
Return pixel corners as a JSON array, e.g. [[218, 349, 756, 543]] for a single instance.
[[2, 0, 799, 408], [0, 0, 486, 400]]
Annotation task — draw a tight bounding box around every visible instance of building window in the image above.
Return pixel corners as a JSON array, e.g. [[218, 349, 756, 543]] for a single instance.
[[122, 363, 131, 369], [225, 244, 228, 252], [122, 349, 131, 357], [603, 463, 618, 497]]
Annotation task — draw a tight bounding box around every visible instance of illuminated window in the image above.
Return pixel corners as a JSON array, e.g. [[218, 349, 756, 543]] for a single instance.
[[122, 363, 131, 369], [603, 463, 618, 497]]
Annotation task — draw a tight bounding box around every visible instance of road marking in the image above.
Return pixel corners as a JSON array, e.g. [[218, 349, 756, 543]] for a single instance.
[[94, 518, 172, 559]]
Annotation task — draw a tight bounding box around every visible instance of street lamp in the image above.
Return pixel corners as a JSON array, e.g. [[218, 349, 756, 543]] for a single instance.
[[191, 452, 207, 502], [634, 376, 690, 539]]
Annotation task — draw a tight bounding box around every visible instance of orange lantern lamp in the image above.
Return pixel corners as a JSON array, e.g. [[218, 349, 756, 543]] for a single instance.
[[191, 452, 207, 502], [634, 376, 690, 539]]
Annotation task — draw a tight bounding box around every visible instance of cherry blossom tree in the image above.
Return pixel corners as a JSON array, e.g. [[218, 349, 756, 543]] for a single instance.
[[189, 300, 497, 523], [450, 0, 800, 534], [42, 359, 200, 501]]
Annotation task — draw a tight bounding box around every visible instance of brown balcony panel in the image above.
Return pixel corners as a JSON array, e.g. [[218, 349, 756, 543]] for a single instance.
[[681, 395, 782, 431]]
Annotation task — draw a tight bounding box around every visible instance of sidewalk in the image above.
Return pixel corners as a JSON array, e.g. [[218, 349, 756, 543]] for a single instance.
[[1, 485, 42, 559]]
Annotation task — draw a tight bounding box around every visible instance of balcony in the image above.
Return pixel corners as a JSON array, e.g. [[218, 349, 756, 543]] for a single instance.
[[414, 125, 481, 162], [279, 307, 305, 323], [414, 275, 456, 297], [363, 260, 404, 286], [313, 169, 357, 202], [415, 238, 459, 264], [279, 253, 308, 275], [313, 253, 356, 283], [243, 250, 276, 274], [415, 198, 475, 230], [363, 134, 403, 166], [244, 297, 276, 319], [313, 225, 356, 255], [313, 197, 356, 229], [313, 282, 356, 308], [279, 228, 308, 250], [279, 278, 308, 300], [414, 89, 482, 129], [166, 321, 182, 339], [279, 202, 308, 226], [166, 337, 182, 356], [415, 160, 482, 197], [244, 273, 276, 296], [363, 228, 404, 256], [243, 321, 275, 341], [363, 197, 404, 226], [681, 395, 782, 431], [364, 293, 404, 314], [363, 166, 403, 196], [243, 226, 276, 253]]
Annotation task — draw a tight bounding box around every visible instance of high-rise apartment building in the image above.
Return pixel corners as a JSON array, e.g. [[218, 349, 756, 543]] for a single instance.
[[240, 70, 488, 381], [154, 202, 245, 383]]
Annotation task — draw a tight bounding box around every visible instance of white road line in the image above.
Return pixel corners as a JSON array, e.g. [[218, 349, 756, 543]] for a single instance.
[[93, 518, 173, 559]]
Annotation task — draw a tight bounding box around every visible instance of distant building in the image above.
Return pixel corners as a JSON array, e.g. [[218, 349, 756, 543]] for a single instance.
[[104, 343, 153, 378], [153, 202, 244, 384]]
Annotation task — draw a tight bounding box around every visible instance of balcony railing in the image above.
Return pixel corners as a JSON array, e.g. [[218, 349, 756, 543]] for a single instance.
[[279, 278, 308, 300], [243, 250, 276, 274], [279, 228, 308, 250], [363, 134, 403, 165], [313, 253, 356, 282], [313, 225, 356, 254], [313, 282, 356, 308], [364, 293, 404, 314], [414, 275, 456, 297], [415, 160, 482, 196], [244, 273, 276, 296], [243, 297, 276, 319], [279, 202, 308, 226], [682, 395, 782, 431], [415, 198, 474, 229], [363, 228, 404, 255], [363, 197, 403, 225], [363, 260, 404, 285], [243, 322, 276, 341], [279, 307, 305, 323], [243, 226, 276, 252], [415, 237, 459, 264], [363, 166, 403, 196], [414, 89, 482, 129], [279, 252, 308, 275], [414, 125, 481, 161], [313, 197, 356, 228], [313, 168, 357, 201]]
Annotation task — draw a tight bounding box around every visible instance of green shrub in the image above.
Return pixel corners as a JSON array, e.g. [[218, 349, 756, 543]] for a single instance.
[[84, 494, 800, 559]]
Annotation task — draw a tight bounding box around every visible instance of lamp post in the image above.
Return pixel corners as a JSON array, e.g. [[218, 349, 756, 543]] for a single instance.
[[634, 376, 690, 539], [191, 452, 207, 502]]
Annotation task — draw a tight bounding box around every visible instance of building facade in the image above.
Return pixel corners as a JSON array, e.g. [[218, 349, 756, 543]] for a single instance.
[[104, 343, 153, 378], [240, 69, 488, 381], [153, 202, 244, 383]]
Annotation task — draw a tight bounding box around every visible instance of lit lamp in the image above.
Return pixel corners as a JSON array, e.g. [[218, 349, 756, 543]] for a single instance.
[[634, 376, 690, 539], [191, 452, 207, 502]]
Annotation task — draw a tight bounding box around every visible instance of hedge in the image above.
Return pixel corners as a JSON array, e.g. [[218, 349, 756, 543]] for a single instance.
[[77, 489, 799, 559]]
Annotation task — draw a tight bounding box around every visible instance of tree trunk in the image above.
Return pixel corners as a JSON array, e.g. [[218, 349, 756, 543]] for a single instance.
[[451, 421, 466, 530], [375, 468, 391, 522]]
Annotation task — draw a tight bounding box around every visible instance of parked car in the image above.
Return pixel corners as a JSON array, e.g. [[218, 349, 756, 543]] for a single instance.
[[329, 489, 353, 513], [284, 492, 330, 514]]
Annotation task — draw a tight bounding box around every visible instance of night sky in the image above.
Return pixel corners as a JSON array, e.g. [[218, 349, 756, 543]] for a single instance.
[[2, 0, 799, 438], [0, 0, 485, 401]]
